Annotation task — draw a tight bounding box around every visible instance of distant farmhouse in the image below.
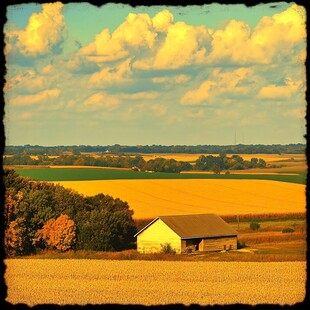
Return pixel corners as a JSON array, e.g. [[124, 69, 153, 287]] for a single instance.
[[134, 214, 238, 254]]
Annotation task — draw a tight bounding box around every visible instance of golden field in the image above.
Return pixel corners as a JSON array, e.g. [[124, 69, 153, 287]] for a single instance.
[[54, 179, 306, 219], [5, 259, 305, 305]]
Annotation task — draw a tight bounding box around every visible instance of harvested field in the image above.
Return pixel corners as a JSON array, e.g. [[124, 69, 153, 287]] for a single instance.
[[54, 179, 306, 219], [5, 259, 305, 306]]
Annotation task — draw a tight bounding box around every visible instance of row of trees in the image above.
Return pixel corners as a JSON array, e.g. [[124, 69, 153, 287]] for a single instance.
[[4, 153, 266, 173], [4, 143, 305, 155], [3, 169, 137, 257], [195, 154, 266, 173]]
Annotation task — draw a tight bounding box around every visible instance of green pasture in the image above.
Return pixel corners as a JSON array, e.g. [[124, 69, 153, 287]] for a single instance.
[[15, 168, 306, 184]]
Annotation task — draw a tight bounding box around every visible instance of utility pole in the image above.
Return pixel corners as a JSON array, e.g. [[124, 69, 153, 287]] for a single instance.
[[237, 214, 240, 230]]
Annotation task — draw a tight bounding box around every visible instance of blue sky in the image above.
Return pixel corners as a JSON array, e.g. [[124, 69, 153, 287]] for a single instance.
[[4, 2, 306, 146]]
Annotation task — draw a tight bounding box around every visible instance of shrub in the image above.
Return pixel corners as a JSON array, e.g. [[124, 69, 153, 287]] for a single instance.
[[160, 243, 176, 254], [282, 228, 295, 233], [237, 240, 247, 249], [250, 222, 260, 231]]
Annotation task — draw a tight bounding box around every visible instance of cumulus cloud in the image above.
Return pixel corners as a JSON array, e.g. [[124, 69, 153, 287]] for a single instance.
[[4, 69, 48, 93], [9, 88, 61, 106], [78, 4, 305, 71], [257, 78, 303, 99], [82, 93, 120, 111], [5, 2, 65, 57], [80, 12, 159, 63], [208, 4, 306, 65], [181, 67, 253, 105], [88, 58, 132, 86], [134, 22, 210, 70], [152, 9, 174, 32]]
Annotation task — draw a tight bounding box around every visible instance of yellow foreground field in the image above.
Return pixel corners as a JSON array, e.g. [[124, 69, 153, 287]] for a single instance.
[[5, 259, 305, 306], [54, 179, 306, 219]]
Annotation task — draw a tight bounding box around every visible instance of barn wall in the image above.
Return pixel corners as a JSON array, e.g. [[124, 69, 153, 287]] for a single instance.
[[137, 219, 181, 254], [202, 236, 237, 251]]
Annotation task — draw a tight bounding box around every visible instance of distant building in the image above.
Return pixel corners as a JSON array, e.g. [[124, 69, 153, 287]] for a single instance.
[[134, 214, 238, 254]]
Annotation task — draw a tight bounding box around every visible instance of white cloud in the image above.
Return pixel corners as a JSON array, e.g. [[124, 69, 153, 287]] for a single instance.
[[82, 93, 120, 111], [257, 78, 303, 99], [134, 22, 210, 70], [80, 11, 158, 62], [5, 2, 65, 57], [181, 67, 253, 105], [208, 4, 306, 65], [9, 88, 61, 106], [88, 58, 132, 86], [4, 69, 48, 93]]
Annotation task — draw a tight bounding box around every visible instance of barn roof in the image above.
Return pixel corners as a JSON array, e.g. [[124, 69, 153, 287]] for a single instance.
[[134, 214, 238, 238]]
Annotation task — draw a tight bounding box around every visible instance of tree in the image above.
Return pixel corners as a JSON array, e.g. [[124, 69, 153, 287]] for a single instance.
[[250, 222, 260, 231], [4, 218, 27, 257], [211, 164, 222, 174], [34, 214, 77, 252], [79, 194, 137, 251]]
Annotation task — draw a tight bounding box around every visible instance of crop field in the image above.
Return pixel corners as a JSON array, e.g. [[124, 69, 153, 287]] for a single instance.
[[15, 167, 306, 184], [5, 259, 305, 306], [54, 179, 306, 219], [141, 153, 306, 163]]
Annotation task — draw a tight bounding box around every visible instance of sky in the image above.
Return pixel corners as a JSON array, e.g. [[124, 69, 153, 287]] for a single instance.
[[3, 2, 307, 146]]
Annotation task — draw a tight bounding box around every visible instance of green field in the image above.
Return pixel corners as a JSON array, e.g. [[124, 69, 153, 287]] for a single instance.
[[15, 168, 306, 184]]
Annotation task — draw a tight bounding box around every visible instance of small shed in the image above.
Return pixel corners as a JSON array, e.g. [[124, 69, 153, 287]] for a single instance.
[[134, 214, 238, 254]]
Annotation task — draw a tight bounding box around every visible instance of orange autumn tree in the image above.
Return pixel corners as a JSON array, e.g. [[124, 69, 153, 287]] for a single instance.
[[34, 214, 77, 252], [5, 218, 26, 257]]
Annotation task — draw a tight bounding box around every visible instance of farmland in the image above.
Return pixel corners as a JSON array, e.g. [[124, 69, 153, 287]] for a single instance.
[[52, 179, 306, 218], [14, 167, 306, 183], [13, 153, 306, 219], [5, 259, 306, 305]]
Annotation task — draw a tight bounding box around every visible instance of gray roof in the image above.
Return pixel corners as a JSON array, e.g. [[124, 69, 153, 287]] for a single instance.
[[134, 214, 238, 238]]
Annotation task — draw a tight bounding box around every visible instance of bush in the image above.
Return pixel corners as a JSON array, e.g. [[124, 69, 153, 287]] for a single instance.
[[282, 228, 295, 233], [250, 222, 260, 231], [160, 243, 176, 254], [237, 240, 247, 249]]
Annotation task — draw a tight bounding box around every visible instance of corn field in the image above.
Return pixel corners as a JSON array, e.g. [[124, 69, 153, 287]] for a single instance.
[[5, 259, 305, 306]]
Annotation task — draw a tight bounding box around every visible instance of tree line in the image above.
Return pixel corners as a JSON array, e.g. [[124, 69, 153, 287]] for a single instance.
[[3, 169, 137, 257], [4, 143, 305, 155], [3, 153, 267, 172]]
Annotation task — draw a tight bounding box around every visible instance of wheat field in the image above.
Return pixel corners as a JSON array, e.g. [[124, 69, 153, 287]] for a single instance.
[[5, 259, 305, 306], [54, 179, 306, 218]]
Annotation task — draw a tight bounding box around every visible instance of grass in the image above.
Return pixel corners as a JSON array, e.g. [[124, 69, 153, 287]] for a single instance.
[[15, 167, 306, 184], [5, 259, 306, 305]]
